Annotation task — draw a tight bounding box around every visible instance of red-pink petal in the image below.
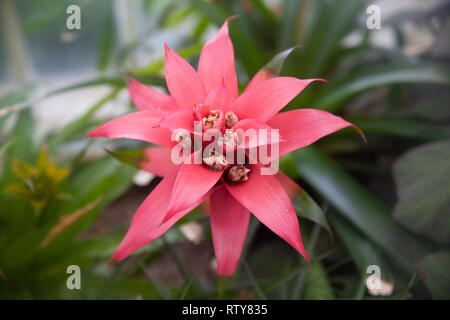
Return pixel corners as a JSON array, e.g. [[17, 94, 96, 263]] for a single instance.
[[156, 109, 195, 132], [210, 187, 250, 276], [267, 109, 354, 158], [146, 187, 215, 246], [128, 78, 178, 111], [231, 77, 323, 123], [111, 169, 178, 262], [164, 153, 223, 222], [140, 147, 178, 177], [198, 19, 238, 104], [225, 165, 309, 261], [204, 80, 229, 110], [87, 111, 174, 147], [164, 43, 206, 109]]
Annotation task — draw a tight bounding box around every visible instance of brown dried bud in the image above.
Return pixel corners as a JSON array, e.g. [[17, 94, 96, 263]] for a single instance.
[[225, 165, 250, 184], [202, 110, 223, 129], [219, 129, 239, 147], [202, 149, 227, 171], [224, 111, 238, 128]]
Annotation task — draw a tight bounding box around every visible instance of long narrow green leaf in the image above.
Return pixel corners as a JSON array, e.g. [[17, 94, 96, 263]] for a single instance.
[[349, 116, 450, 141], [0, 84, 38, 110], [298, 0, 367, 76], [290, 147, 433, 274], [97, 9, 115, 72], [249, 0, 278, 29], [277, 0, 303, 50], [315, 63, 450, 112], [48, 88, 121, 149]]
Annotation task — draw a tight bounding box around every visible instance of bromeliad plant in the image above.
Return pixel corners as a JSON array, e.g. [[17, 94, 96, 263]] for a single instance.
[[4, 147, 69, 213], [88, 19, 360, 276]]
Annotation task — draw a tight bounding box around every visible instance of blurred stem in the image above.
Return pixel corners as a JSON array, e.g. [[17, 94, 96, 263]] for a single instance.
[[243, 260, 267, 300], [354, 274, 366, 300], [161, 235, 191, 284], [179, 274, 195, 300], [139, 259, 171, 300], [291, 202, 328, 299], [264, 247, 338, 294], [101, 261, 126, 299], [291, 223, 321, 299]]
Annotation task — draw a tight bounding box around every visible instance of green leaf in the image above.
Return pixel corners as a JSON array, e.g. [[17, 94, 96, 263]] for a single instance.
[[298, 0, 367, 76], [315, 63, 450, 112], [161, 5, 194, 27], [305, 261, 334, 299], [416, 250, 450, 299], [292, 188, 332, 237], [349, 116, 450, 141], [249, 0, 278, 30], [105, 148, 143, 169], [192, 16, 210, 40], [97, 12, 115, 72], [393, 139, 450, 244], [330, 214, 391, 281], [0, 139, 14, 163], [290, 146, 432, 274], [280, 156, 332, 235], [277, 0, 303, 50], [47, 75, 164, 97], [0, 84, 39, 110], [260, 47, 298, 78], [48, 88, 121, 148], [48, 77, 125, 96], [47, 158, 135, 242], [6, 109, 36, 164]]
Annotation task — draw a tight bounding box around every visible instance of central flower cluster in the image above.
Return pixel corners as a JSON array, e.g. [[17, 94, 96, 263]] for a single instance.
[[194, 105, 238, 130], [192, 106, 249, 183]]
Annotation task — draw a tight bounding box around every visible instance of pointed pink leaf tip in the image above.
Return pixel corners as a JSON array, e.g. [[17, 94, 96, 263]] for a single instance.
[[127, 78, 178, 111], [198, 17, 238, 104], [353, 125, 367, 143], [164, 43, 206, 109]]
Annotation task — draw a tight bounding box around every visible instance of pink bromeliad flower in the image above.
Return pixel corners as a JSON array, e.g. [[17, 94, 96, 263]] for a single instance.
[[88, 20, 358, 276]]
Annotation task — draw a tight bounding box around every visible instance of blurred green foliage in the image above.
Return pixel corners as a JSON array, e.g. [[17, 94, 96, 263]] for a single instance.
[[0, 0, 449, 299]]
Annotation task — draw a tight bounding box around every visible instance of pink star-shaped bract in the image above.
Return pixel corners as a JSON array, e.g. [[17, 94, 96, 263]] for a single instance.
[[88, 19, 358, 276]]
